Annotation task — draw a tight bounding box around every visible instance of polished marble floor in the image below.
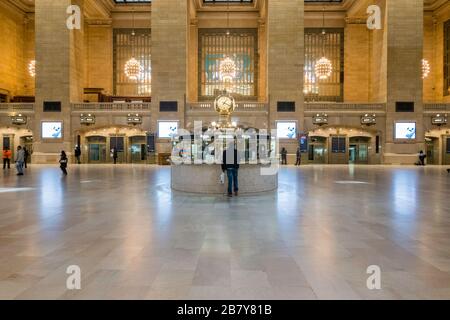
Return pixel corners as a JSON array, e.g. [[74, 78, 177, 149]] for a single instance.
[[1, 164, 450, 300]]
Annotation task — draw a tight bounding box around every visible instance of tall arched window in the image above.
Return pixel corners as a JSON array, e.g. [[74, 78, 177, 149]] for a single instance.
[[113, 29, 152, 96]]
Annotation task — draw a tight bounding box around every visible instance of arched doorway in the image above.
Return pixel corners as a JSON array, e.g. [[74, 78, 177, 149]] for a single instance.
[[76, 126, 149, 164], [307, 126, 379, 165]]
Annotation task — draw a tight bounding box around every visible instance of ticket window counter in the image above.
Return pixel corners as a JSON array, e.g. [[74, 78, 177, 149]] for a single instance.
[[349, 137, 370, 164], [129, 136, 147, 163], [308, 136, 326, 164], [87, 136, 107, 163]]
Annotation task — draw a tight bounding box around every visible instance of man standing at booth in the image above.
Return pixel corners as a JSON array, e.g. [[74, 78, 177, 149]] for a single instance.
[[222, 143, 240, 197]]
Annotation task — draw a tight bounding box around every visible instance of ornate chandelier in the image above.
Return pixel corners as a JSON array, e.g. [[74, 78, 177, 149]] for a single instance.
[[124, 9, 142, 81], [124, 58, 142, 81], [315, 7, 332, 81], [219, 57, 236, 82], [315, 57, 332, 80], [422, 59, 430, 79], [28, 60, 36, 77]]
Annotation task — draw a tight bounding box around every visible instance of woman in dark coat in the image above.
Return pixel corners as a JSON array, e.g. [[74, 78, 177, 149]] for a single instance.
[[59, 151, 68, 176]]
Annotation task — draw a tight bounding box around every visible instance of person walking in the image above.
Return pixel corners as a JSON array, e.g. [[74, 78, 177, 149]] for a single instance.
[[74, 145, 81, 164], [3, 147, 12, 169], [281, 147, 288, 165], [222, 143, 240, 197], [15, 146, 25, 176], [23, 147, 29, 168], [59, 151, 68, 176], [295, 147, 301, 166], [111, 148, 118, 164]]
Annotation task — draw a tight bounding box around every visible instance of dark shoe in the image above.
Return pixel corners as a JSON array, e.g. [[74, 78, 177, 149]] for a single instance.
[[228, 193, 233, 197], [235, 191, 239, 196], [447, 169, 450, 173]]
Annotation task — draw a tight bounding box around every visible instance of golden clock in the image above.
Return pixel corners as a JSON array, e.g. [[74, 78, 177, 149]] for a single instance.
[[214, 94, 235, 116]]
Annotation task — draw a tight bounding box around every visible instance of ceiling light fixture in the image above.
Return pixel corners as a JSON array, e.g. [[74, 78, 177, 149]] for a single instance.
[[315, 7, 333, 81], [124, 9, 142, 81]]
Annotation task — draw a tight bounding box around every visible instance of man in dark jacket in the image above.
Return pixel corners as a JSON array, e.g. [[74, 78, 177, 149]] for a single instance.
[[74, 145, 81, 164], [295, 147, 301, 166], [23, 147, 29, 168], [281, 147, 288, 165], [222, 143, 240, 197]]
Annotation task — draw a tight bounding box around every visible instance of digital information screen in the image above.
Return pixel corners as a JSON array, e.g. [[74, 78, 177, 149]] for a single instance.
[[158, 121, 178, 138], [42, 122, 63, 139], [276, 121, 297, 139], [395, 122, 416, 140]]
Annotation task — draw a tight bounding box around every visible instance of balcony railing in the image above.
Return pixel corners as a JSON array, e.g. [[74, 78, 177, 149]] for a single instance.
[[424, 103, 450, 112], [305, 103, 386, 112], [0, 103, 35, 112], [187, 101, 268, 112], [72, 102, 151, 111]]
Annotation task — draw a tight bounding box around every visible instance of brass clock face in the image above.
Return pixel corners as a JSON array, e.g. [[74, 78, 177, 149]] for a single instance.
[[215, 95, 235, 114]]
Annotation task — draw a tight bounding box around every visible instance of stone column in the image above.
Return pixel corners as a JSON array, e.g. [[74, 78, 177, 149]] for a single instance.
[[151, 0, 188, 155], [384, 0, 424, 164], [33, 0, 84, 163], [267, 0, 304, 162]]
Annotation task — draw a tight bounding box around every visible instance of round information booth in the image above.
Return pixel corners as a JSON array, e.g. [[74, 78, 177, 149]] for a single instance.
[[169, 91, 279, 195], [171, 163, 278, 195]]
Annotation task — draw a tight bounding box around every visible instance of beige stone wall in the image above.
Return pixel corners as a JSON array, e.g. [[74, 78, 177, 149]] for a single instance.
[[33, 0, 77, 163], [70, 0, 85, 103], [84, 23, 113, 96], [369, 0, 387, 103], [0, 2, 34, 99], [344, 23, 370, 102], [267, 0, 304, 156], [384, 0, 424, 164], [151, 0, 188, 153]]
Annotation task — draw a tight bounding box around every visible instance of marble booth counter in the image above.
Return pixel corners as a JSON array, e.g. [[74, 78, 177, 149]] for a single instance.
[[171, 164, 278, 194]]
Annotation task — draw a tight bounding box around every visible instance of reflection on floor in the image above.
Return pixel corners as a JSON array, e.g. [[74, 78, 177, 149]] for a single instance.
[[1, 164, 450, 300]]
